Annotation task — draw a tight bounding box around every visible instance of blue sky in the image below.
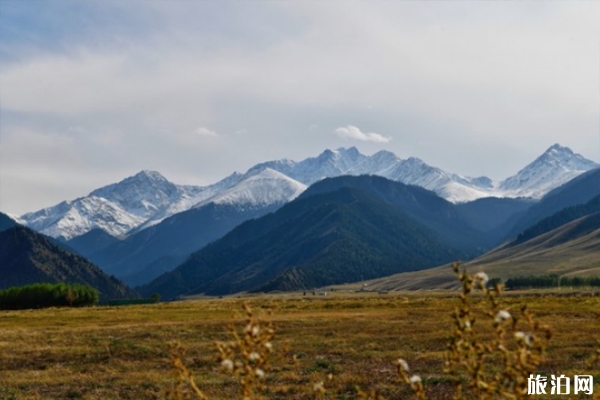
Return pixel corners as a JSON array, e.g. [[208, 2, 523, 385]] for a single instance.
[[1, 1, 599, 214]]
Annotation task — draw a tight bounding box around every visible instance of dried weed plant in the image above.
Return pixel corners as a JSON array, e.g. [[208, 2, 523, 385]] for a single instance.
[[165, 341, 210, 400], [398, 263, 553, 399], [444, 262, 552, 399], [166, 303, 274, 400], [167, 263, 559, 399]]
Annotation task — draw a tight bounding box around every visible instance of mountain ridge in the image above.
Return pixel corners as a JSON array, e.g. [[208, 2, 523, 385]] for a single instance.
[[17, 144, 598, 242]]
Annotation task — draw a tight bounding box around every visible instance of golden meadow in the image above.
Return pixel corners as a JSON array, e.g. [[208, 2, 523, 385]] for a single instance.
[[1, 268, 599, 400]]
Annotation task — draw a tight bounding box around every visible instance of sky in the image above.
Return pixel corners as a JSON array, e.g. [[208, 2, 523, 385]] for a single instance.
[[1, 1, 599, 215]]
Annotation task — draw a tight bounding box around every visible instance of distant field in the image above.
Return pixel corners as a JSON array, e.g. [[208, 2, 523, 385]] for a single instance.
[[0, 290, 599, 399]]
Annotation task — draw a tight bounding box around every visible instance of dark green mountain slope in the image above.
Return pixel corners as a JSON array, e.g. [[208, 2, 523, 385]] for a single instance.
[[67, 228, 120, 257], [0, 212, 18, 232], [343, 212, 600, 293], [512, 195, 600, 246], [0, 212, 82, 255], [0, 226, 137, 301], [455, 197, 535, 233], [142, 187, 463, 299], [89, 202, 281, 284], [298, 175, 493, 251]]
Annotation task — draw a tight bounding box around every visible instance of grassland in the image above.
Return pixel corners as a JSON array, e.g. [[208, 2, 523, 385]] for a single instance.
[[346, 225, 600, 292], [0, 290, 599, 399]]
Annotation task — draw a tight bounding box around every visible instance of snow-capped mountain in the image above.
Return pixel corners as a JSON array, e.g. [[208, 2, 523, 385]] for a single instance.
[[194, 168, 307, 209], [127, 171, 243, 233], [246, 147, 368, 185], [16, 196, 146, 240], [89, 170, 184, 220], [19, 143, 598, 241], [243, 147, 497, 203], [247, 145, 597, 203], [89, 169, 308, 285], [19, 170, 242, 240], [347, 154, 494, 203], [499, 144, 599, 199]]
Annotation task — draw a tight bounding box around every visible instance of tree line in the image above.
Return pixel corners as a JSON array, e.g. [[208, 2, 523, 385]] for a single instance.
[[0, 282, 99, 310], [503, 275, 600, 290]]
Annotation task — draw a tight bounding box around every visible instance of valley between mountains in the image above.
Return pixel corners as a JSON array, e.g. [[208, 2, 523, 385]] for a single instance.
[[2, 143, 599, 300]]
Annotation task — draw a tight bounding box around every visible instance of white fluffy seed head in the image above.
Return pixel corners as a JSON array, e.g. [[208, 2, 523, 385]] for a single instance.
[[515, 331, 534, 346], [410, 375, 422, 384], [515, 331, 525, 339], [249, 352, 260, 361], [221, 359, 234, 371], [495, 310, 511, 323], [255, 368, 265, 379], [397, 358, 409, 372], [474, 272, 489, 286]]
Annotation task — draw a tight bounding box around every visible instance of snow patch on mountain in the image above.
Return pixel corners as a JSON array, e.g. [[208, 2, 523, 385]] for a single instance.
[[22, 196, 146, 240], [246, 145, 597, 203], [19, 170, 243, 240], [247, 147, 368, 185], [194, 168, 307, 209], [499, 144, 599, 199]]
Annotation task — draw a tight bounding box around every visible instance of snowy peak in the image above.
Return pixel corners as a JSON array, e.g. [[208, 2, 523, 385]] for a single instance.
[[499, 144, 598, 198], [538, 144, 596, 169], [547, 143, 573, 155], [195, 168, 307, 208], [244, 147, 368, 185], [322, 147, 365, 170], [530, 143, 596, 170], [20, 170, 205, 240], [90, 170, 180, 219], [373, 157, 493, 202], [134, 169, 170, 182], [20, 196, 146, 240]]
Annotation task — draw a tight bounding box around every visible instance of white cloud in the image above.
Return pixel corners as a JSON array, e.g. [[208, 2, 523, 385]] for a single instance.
[[334, 125, 391, 143], [194, 127, 219, 137]]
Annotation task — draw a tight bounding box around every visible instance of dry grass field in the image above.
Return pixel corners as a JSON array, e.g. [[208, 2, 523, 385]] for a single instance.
[[1, 289, 599, 399]]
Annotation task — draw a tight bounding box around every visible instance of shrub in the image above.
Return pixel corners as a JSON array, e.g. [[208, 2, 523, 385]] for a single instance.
[[0, 282, 99, 310]]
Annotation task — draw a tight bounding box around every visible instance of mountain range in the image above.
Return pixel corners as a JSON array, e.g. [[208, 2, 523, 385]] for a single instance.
[[6, 143, 599, 296], [139, 165, 600, 299], [17, 144, 598, 243]]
